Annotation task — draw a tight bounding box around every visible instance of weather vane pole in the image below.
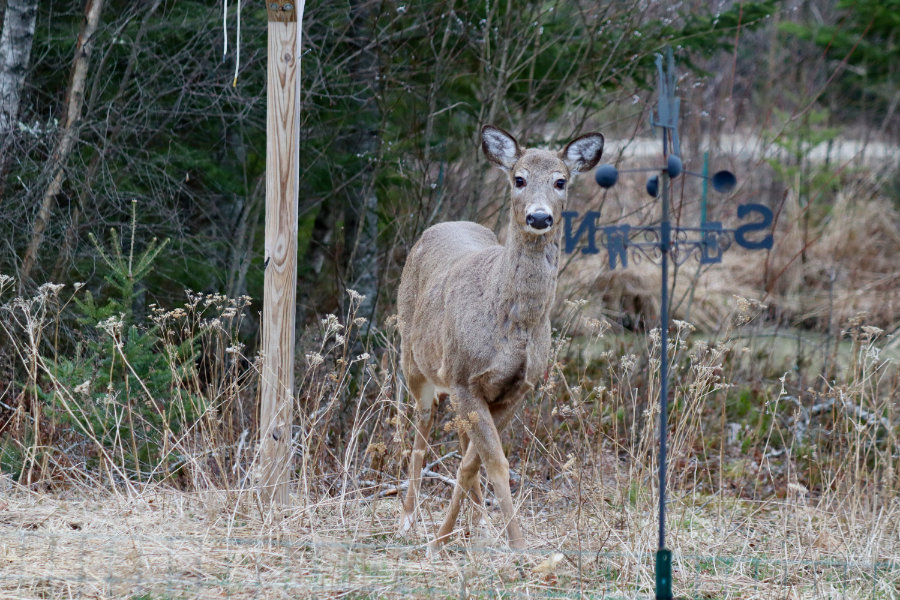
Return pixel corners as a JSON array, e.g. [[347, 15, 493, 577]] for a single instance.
[[651, 47, 676, 600], [574, 47, 775, 599]]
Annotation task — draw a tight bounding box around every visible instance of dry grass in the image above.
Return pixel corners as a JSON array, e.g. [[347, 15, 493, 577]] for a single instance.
[[0, 287, 896, 598], [0, 469, 897, 599]]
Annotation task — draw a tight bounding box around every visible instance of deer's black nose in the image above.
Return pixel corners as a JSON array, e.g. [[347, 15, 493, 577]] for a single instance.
[[526, 212, 553, 230]]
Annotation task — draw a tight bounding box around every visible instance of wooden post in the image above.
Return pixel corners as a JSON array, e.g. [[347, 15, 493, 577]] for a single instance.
[[259, 0, 303, 506]]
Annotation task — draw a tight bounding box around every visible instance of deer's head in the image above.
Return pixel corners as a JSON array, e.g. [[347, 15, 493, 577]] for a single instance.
[[482, 125, 604, 237]]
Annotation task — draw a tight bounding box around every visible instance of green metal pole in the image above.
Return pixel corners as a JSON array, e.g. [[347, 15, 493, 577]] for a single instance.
[[656, 128, 673, 600]]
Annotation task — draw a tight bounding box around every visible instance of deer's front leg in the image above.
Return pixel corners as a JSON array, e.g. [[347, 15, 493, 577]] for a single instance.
[[434, 387, 525, 550], [432, 441, 482, 547], [458, 430, 485, 512]]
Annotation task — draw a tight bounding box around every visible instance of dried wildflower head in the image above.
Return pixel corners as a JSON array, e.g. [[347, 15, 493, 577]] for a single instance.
[[556, 404, 580, 418], [200, 318, 222, 331], [444, 411, 480, 434], [366, 442, 387, 456], [305, 352, 325, 368], [586, 317, 611, 337], [732, 295, 767, 327], [860, 325, 884, 342], [689, 339, 710, 361], [320, 313, 343, 335], [569, 386, 582, 404], [203, 293, 227, 308], [37, 282, 65, 298], [97, 314, 124, 337], [673, 319, 696, 336], [346, 288, 365, 305], [0, 274, 14, 290], [842, 312, 874, 339], [186, 290, 202, 308]]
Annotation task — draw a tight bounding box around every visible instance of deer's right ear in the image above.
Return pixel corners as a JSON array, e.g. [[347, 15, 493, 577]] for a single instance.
[[481, 125, 520, 171]]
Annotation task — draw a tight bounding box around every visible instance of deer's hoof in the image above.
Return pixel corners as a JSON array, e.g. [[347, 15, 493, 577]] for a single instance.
[[509, 538, 526, 551], [398, 511, 414, 535], [425, 541, 442, 560]]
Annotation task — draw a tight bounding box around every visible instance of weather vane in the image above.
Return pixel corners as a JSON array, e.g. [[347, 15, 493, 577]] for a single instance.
[[563, 48, 775, 600]]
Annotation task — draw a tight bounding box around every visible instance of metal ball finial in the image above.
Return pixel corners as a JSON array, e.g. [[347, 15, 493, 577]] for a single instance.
[[595, 164, 619, 188], [666, 155, 682, 178], [711, 170, 736, 194], [646, 175, 659, 198]]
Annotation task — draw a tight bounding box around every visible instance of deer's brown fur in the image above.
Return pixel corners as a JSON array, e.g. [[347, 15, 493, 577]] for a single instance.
[[397, 125, 604, 549]]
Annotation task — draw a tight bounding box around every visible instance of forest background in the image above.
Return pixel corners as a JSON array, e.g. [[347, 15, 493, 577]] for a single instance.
[[0, 0, 897, 597]]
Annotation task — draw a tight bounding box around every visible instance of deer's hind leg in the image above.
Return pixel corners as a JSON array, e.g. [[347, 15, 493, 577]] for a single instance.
[[399, 373, 437, 535]]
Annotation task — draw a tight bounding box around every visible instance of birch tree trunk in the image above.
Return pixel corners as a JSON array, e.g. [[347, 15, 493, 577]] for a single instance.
[[0, 0, 38, 136], [0, 0, 39, 182], [20, 0, 105, 285]]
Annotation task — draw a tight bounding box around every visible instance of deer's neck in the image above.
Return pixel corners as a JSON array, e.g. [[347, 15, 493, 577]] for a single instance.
[[498, 226, 560, 326]]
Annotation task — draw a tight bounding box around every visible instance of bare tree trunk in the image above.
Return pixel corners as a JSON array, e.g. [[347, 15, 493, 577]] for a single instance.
[[343, 0, 380, 330], [52, 0, 160, 281], [226, 176, 265, 302], [20, 0, 105, 285], [0, 0, 38, 136], [0, 0, 39, 186]]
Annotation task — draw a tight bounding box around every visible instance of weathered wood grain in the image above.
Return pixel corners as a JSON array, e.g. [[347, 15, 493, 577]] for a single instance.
[[258, 15, 302, 506]]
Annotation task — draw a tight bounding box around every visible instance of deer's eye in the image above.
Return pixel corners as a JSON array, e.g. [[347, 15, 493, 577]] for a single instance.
[[555, 179, 567, 190], [514, 176, 526, 188]]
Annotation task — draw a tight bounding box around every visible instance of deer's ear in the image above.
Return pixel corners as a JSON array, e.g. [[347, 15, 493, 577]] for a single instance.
[[560, 133, 605, 174], [481, 125, 521, 171]]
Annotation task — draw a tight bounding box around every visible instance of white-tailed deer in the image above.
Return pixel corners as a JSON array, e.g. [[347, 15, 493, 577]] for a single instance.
[[397, 125, 604, 549]]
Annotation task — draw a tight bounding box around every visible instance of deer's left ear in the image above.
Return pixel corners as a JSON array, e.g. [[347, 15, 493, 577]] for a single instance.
[[560, 133, 605, 174]]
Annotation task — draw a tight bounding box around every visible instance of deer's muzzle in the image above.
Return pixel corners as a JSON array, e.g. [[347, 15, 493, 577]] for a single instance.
[[525, 211, 553, 232]]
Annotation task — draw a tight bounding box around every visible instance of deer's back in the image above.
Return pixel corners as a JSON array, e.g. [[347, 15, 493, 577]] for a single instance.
[[398, 221, 498, 321], [397, 221, 505, 378]]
